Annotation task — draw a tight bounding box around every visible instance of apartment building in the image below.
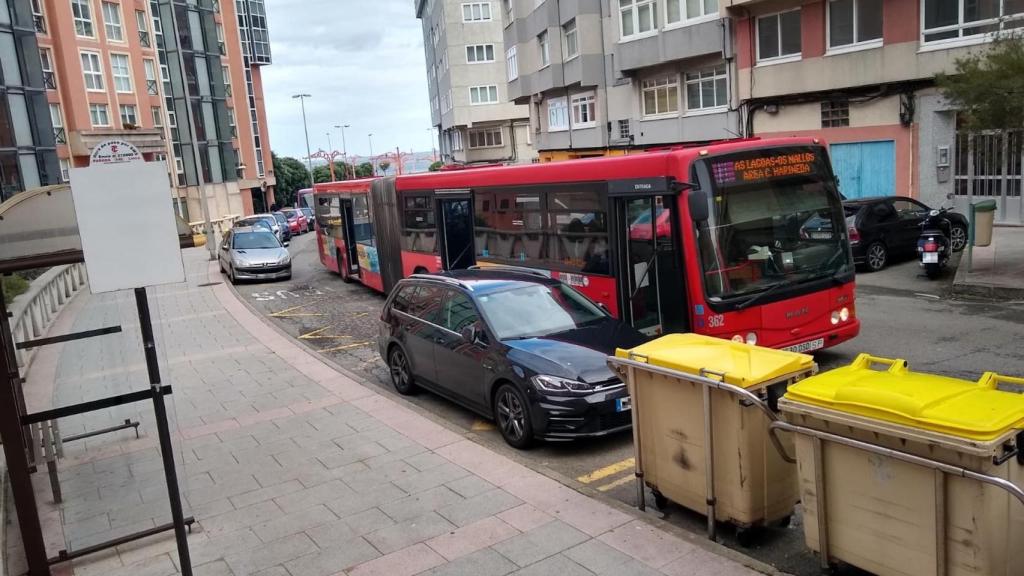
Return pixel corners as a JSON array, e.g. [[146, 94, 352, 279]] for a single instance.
[[0, 0, 60, 202], [416, 0, 536, 164], [30, 0, 275, 221], [726, 0, 1023, 223], [504, 0, 739, 162]]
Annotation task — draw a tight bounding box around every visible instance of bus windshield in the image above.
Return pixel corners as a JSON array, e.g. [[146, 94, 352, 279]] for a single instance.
[[695, 147, 851, 302]]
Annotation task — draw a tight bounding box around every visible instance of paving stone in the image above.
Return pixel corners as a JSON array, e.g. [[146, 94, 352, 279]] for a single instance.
[[419, 548, 518, 576], [510, 553, 596, 576], [251, 503, 337, 543], [660, 547, 760, 576], [596, 520, 688, 569], [564, 539, 663, 575], [229, 479, 305, 509], [404, 451, 448, 471], [324, 481, 408, 518], [496, 504, 555, 533], [273, 479, 356, 514], [102, 553, 179, 576], [364, 512, 457, 555], [444, 475, 497, 499], [198, 500, 282, 537], [282, 535, 381, 576], [347, 542, 445, 576], [436, 488, 522, 527], [223, 532, 318, 575], [392, 462, 471, 495], [187, 529, 263, 567], [192, 560, 234, 576], [490, 520, 590, 567], [426, 516, 519, 561], [379, 485, 465, 522]]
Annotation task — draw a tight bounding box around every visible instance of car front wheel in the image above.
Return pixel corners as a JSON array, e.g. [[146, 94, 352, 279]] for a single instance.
[[865, 241, 888, 272], [494, 383, 534, 449], [950, 225, 968, 252]]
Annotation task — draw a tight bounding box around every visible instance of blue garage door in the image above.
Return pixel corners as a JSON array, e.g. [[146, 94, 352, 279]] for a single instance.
[[830, 141, 895, 199]]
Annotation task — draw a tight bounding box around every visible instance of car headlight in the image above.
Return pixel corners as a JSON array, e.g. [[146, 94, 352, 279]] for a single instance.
[[531, 375, 593, 394]]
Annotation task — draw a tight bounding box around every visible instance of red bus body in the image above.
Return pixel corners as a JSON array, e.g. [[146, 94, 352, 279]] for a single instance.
[[313, 138, 859, 352]]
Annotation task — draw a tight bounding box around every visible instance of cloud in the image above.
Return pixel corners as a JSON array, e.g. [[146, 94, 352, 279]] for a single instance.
[[261, 0, 435, 161]]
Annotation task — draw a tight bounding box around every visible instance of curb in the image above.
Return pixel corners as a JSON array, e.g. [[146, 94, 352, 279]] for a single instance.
[[213, 259, 791, 576], [951, 259, 1024, 302]]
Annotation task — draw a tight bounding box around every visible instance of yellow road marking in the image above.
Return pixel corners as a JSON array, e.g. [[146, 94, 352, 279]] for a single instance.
[[318, 341, 372, 353], [269, 299, 326, 318], [298, 326, 351, 340], [596, 474, 635, 492], [576, 458, 636, 484], [470, 420, 495, 431]]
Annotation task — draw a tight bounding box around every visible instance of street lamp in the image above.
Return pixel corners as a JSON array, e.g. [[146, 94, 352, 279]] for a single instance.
[[368, 133, 375, 176], [334, 124, 350, 179], [292, 93, 314, 187]]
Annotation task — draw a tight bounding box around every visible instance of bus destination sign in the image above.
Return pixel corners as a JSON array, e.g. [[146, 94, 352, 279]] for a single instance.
[[712, 151, 817, 185]]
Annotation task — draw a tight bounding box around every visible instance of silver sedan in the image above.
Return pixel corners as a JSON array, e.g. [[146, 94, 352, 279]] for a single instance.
[[219, 227, 291, 284]]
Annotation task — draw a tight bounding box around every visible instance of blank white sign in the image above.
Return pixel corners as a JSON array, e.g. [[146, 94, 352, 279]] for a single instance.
[[70, 162, 185, 294]]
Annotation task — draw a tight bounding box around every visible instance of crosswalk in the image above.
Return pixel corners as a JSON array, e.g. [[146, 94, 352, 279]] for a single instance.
[[576, 457, 636, 492]]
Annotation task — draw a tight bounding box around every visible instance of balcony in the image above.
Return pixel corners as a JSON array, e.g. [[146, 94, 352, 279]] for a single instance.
[[42, 71, 55, 90], [147, 79, 159, 95], [139, 30, 151, 48], [53, 127, 66, 145], [33, 15, 46, 34], [68, 128, 166, 157]]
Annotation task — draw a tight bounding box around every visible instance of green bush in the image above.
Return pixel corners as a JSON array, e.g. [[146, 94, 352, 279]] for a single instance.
[[2, 274, 30, 305]]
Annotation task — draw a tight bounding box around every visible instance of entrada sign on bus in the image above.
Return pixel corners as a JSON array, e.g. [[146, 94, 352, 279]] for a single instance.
[[312, 138, 859, 352]]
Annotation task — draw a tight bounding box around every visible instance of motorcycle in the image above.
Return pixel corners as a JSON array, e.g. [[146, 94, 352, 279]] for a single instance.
[[917, 207, 952, 279]]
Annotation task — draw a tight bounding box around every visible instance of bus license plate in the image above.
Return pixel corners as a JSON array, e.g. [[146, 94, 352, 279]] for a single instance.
[[922, 252, 939, 263], [616, 397, 632, 412], [783, 338, 824, 354]]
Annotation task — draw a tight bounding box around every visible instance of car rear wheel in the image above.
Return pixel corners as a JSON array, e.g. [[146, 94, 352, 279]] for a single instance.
[[494, 383, 533, 449], [865, 241, 888, 272], [227, 265, 237, 284], [388, 347, 417, 395], [950, 225, 968, 252]]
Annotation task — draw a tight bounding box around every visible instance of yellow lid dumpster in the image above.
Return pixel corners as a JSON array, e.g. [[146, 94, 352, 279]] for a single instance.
[[608, 333, 816, 543], [777, 354, 1024, 576]]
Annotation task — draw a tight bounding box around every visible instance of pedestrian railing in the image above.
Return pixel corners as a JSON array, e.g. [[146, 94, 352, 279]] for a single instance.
[[188, 214, 240, 236], [8, 263, 88, 370]]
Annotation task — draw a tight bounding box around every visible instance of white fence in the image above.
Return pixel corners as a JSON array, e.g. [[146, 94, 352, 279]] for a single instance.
[[8, 263, 88, 369]]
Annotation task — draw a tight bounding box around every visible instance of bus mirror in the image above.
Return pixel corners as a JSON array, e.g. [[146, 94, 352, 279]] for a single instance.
[[688, 190, 709, 222]]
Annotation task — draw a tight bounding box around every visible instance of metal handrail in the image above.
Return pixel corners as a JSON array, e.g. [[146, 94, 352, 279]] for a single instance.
[[8, 263, 88, 369], [768, 420, 1024, 507]]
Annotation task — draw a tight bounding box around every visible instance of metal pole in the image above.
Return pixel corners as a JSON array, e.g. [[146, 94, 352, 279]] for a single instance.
[[166, 1, 215, 261], [133, 288, 193, 576], [336, 124, 350, 179], [368, 133, 375, 176], [294, 94, 314, 185]]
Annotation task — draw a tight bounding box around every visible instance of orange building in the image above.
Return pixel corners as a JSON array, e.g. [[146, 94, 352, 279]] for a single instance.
[[33, 0, 275, 220]]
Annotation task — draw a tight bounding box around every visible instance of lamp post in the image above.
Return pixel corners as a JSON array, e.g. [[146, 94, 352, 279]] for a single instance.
[[368, 133, 375, 176], [335, 124, 350, 178], [292, 93, 314, 186]]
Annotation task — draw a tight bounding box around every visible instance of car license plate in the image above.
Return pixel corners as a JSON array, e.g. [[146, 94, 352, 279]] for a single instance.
[[922, 252, 939, 263], [782, 338, 825, 354], [616, 397, 632, 412]]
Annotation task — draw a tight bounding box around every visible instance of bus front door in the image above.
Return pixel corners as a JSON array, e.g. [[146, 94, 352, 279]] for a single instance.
[[340, 199, 360, 278], [613, 196, 686, 336], [437, 196, 476, 270]]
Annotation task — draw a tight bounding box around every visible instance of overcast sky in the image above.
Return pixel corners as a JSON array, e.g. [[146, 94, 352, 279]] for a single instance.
[[261, 0, 434, 160]]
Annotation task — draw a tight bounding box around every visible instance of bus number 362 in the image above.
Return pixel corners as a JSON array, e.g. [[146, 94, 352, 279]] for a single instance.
[[708, 314, 726, 328]]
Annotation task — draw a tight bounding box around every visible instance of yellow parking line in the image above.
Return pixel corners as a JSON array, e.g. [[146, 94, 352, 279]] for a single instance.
[[299, 326, 351, 340], [318, 341, 372, 353], [470, 420, 495, 431], [269, 299, 326, 318], [576, 458, 635, 484], [596, 474, 636, 492]]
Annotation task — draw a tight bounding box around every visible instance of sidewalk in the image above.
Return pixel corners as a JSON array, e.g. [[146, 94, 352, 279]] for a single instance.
[[12, 247, 769, 576], [953, 226, 1024, 300]]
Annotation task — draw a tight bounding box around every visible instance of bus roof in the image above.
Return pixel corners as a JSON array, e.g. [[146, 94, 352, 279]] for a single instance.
[[313, 178, 376, 194]]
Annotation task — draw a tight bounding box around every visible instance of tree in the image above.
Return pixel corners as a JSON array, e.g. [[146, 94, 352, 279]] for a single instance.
[[355, 162, 374, 178], [429, 161, 444, 172], [312, 164, 332, 183], [378, 160, 391, 174], [939, 35, 1024, 131], [272, 152, 310, 207]]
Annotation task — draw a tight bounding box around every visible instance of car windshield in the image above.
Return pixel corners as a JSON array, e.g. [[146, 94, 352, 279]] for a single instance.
[[239, 220, 270, 230], [273, 213, 287, 224], [233, 232, 281, 250], [695, 147, 852, 301], [476, 283, 607, 340]]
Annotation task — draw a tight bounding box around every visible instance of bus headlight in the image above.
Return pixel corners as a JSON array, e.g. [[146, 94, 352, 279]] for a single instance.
[[731, 335, 744, 343], [839, 307, 850, 322], [745, 332, 758, 345], [831, 311, 840, 325]]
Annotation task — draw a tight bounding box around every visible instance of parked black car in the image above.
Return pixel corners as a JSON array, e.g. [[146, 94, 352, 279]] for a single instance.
[[378, 269, 648, 448], [271, 211, 292, 243], [844, 196, 968, 272]]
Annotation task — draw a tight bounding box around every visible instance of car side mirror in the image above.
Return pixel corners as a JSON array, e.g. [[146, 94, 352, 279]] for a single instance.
[[688, 189, 709, 222], [460, 325, 486, 347]]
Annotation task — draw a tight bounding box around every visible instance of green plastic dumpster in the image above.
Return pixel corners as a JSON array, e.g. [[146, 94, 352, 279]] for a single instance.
[[973, 199, 997, 247]]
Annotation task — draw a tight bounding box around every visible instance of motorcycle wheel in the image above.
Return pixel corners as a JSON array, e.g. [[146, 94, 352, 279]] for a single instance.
[[924, 263, 941, 279]]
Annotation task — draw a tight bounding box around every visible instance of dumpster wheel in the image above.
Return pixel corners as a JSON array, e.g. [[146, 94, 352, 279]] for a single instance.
[[736, 527, 757, 548], [651, 489, 668, 510]]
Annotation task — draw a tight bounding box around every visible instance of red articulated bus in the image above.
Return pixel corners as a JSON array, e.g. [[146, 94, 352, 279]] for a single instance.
[[313, 137, 859, 352]]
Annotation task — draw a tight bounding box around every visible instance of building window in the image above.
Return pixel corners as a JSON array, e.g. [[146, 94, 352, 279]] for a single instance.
[[453, 129, 463, 151], [167, 109, 177, 127], [144, 59, 158, 95], [222, 65, 231, 96], [506, 46, 518, 81], [922, 0, 1024, 43], [469, 127, 503, 148], [59, 158, 71, 182], [462, 2, 492, 21], [40, 48, 56, 89], [136, 10, 150, 46], [71, 0, 94, 37], [469, 85, 499, 105], [641, 75, 679, 117], [563, 19, 578, 60], [120, 104, 138, 126], [571, 93, 596, 127], [548, 96, 569, 131], [466, 44, 495, 63], [49, 104, 66, 144], [102, 2, 124, 42], [89, 103, 110, 127], [81, 52, 104, 91], [227, 107, 237, 137], [821, 100, 850, 127], [684, 64, 727, 112], [757, 9, 802, 62], [110, 54, 132, 93], [828, 0, 882, 49], [216, 23, 226, 54], [538, 31, 550, 67], [666, 0, 717, 24], [618, 119, 631, 139], [619, 0, 657, 40], [151, 106, 162, 127], [31, 0, 46, 33]]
